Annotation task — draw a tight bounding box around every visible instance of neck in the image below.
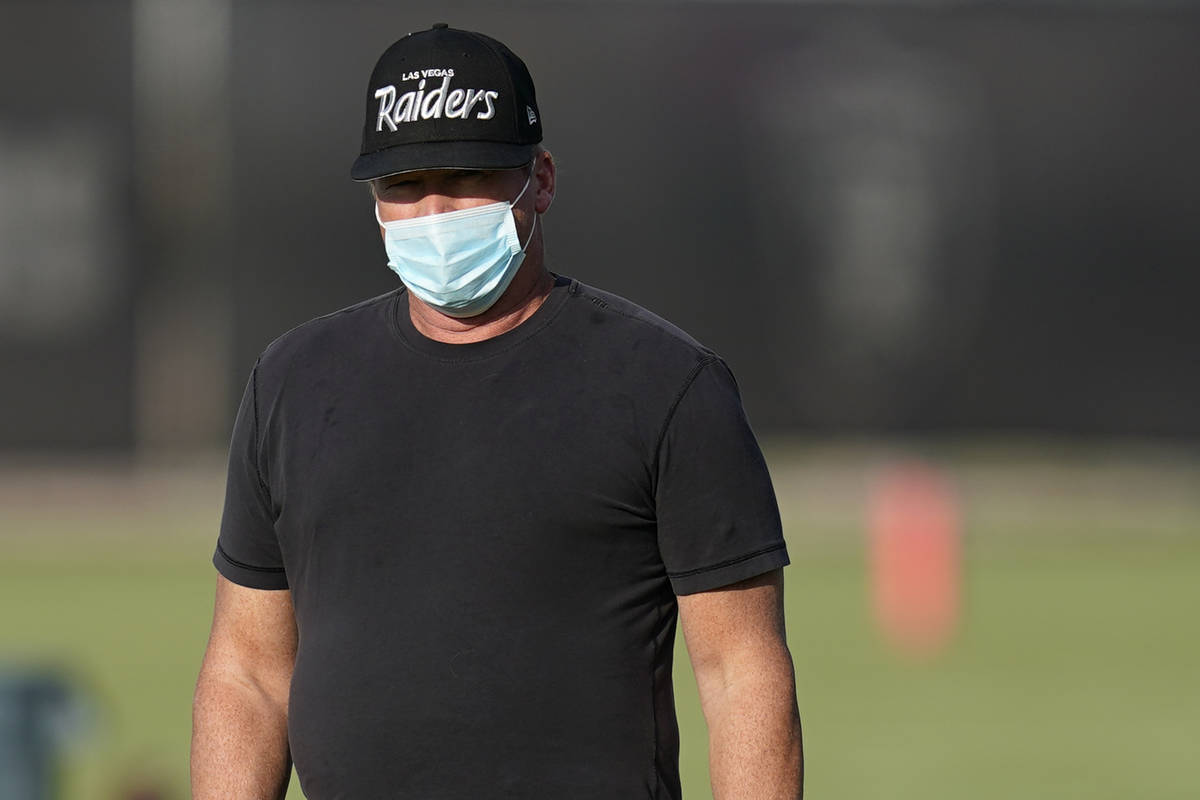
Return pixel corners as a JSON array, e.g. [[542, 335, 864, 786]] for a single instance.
[[407, 260, 554, 344]]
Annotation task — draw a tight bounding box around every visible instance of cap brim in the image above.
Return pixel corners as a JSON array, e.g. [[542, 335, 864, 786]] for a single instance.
[[351, 140, 536, 181]]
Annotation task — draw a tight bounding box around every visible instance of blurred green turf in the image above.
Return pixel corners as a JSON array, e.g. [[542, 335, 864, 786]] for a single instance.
[[0, 445, 1197, 799]]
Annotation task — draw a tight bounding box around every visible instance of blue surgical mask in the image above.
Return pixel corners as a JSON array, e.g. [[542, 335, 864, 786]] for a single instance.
[[376, 169, 536, 318]]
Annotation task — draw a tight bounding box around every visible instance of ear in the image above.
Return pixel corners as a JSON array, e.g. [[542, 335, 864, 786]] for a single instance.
[[532, 149, 556, 214]]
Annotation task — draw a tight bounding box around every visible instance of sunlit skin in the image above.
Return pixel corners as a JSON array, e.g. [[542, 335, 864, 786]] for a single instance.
[[372, 149, 557, 344]]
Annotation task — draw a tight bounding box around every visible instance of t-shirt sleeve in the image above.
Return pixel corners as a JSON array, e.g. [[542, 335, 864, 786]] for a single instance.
[[655, 357, 789, 595], [212, 360, 289, 590]]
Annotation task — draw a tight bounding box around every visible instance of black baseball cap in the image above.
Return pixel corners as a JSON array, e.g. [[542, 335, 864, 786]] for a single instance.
[[350, 23, 543, 181]]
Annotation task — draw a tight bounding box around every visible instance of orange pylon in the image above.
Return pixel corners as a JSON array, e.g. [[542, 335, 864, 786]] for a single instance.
[[868, 461, 962, 658]]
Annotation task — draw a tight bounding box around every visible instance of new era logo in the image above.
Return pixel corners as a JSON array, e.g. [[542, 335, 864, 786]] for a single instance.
[[526, 105, 537, 125]]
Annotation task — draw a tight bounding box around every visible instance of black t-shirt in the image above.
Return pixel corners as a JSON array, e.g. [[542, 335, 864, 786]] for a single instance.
[[214, 276, 788, 799]]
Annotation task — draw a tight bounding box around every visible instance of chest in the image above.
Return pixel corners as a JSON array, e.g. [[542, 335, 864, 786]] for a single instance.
[[265, 359, 664, 586]]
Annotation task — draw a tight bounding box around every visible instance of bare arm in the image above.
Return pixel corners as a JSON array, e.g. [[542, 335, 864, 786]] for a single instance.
[[678, 568, 803, 799], [191, 574, 297, 800]]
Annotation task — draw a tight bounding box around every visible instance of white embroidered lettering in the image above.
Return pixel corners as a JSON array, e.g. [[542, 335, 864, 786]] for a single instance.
[[420, 75, 451, 119], [393, 91, 417, 124], [377, 75, 501, 128], [374, 86, 398, 132], [461, 89, 484, 118], [413, 79, 426, 118], [445, 88, 467, 118], [478, 91, 499, 120]]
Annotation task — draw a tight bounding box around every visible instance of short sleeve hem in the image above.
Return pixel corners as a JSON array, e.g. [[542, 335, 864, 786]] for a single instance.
[[213, 543, 290, 590], [667, 542, 790, 596]]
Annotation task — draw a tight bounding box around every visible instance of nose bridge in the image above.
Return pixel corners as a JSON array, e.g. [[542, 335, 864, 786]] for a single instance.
[[415, 171, 462, 216], [421, 190, 458, 216]]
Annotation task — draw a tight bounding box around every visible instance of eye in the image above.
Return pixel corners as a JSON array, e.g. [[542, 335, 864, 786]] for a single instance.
[[378, 179, 420, 199]]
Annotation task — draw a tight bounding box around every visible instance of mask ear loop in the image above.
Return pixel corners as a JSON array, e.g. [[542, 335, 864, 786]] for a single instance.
[[514, 160, 541, 251], [510, 161, 536, 208], [528, 157, 554, 215], [519, 211, 540, 252]]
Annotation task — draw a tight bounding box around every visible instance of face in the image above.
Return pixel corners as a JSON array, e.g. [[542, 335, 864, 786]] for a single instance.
[[371, 151, 557, 323]]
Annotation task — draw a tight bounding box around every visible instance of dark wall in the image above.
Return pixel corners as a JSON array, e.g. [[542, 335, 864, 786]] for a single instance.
[[0, 3, 137, 448], [230, 3, 1200, 437], [2, 2, 1197, 449]]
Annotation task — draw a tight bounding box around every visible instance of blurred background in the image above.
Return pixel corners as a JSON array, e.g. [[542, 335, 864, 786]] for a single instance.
[[1, 0, 1197, 798]]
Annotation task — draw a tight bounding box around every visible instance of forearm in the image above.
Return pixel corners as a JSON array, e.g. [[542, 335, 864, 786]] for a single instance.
[[191, 667, 292, 800], [700, 648, 804, 799]]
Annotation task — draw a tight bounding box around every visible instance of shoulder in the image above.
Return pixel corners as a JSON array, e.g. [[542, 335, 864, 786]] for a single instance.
[[561, 279, 716, 368], [254, 289, 401, 384]]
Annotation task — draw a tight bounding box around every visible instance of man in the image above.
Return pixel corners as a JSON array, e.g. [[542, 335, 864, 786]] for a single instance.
[[192, 23, 802, 799]]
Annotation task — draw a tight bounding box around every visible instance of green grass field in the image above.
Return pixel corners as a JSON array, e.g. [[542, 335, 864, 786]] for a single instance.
[[1, 441, 1197, 799]]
